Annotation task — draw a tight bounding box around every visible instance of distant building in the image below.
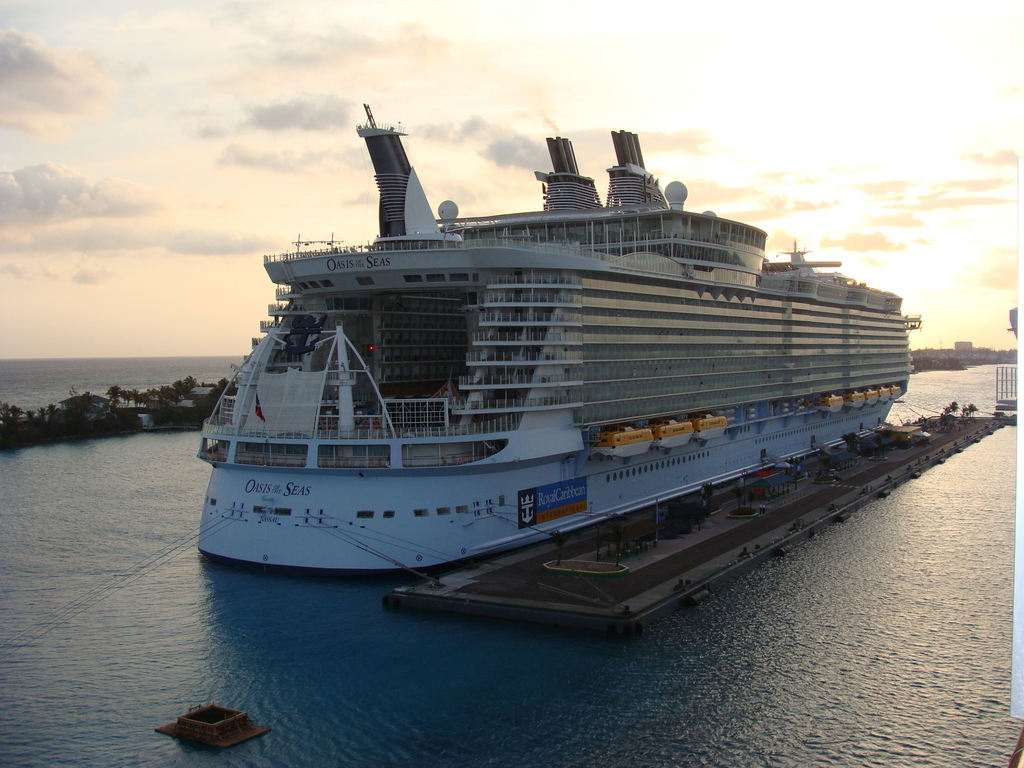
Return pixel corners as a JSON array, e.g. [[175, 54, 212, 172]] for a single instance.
[[59, 394, 110, 420], [954, 341, 973, 352]]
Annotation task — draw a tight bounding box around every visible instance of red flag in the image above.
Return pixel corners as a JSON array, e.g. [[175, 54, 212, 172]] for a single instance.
[[254, 392, 265, 422]]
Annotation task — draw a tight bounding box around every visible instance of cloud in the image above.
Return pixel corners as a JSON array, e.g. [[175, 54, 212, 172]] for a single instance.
[[852, 177, 1014, 212], [935, 177, 1012, 193], [891, 192, 1013, 212], [866, 212, 926, 228], [716, 193, 838, 223], [0, 263, 30, 279], [819, 232, 906, 252], [632, 129, 717, 157], [962, 149, 1019, 166], [851, 180, 913, 198], [421, 115, 548, 170], [421, 116, 490, 144], [245, 94, 353, 131], [72, 266, 112, 285], [165, 228, 276, 256], [0, 28, 116, 139], [13, 222, 277, 257], [217, 143, 334, 172], [480, 134, 548, 169], [263, 25, 382, 67], [0, 163, 163, 226], [685, 180, 760, 207], [961, 247, 1017, 292]]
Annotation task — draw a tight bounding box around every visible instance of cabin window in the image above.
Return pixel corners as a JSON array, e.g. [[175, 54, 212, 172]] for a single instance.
[[426, 274, 446, 283], [383, 510, 395, 518], [449, 273, 469, 282], [356, 277, 374, 286], [274, 508, 292, 516], [307, 281, 321, 288], [319, 279, 334, 287], [436, 507, 451, 516], [356, 510, 374, 519], [414, 508, 429, 517], [403, 274, 423, 283], [456, 505, 469, 514]]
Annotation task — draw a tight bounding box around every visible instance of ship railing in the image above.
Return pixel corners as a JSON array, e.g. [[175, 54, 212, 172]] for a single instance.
[[202, 416, 523, 440], [459, 373, 584, 388], [263, 237, 607, 264], [486, 274, 582, 287], [317, 456, 391, 469], [235, 451, 309, 468], [471, 331, 583, 343], [451, 395, 582, 413], [259, 320, 282, 332], [481, 292, 583, 305], [466, 350, 584, 363], [268, 303, 305, 315], [478, 311, 583, 324]]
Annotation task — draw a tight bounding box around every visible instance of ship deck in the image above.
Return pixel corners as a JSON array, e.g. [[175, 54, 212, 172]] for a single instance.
[[385, 418, 1005, 634]]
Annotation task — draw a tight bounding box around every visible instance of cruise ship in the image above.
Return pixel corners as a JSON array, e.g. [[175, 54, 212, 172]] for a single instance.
[[197, 107, 915, 574]]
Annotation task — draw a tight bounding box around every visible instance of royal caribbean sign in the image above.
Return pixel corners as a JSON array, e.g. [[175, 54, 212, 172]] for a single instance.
[[517, 478, 588, 529]]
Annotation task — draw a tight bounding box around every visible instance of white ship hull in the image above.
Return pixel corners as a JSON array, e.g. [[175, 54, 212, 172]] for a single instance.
[[199, 401, 894, 574], [653, 434, 693, 449]]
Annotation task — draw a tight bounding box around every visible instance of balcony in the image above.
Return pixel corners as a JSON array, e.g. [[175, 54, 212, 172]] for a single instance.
[[451, 394, 582, 414], [478, 311, 582, 326], [459, 373, 583, 389], [466, 350, 584, 364]]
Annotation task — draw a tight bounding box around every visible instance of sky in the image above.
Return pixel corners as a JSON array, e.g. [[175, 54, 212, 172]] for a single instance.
[[0, 0, 1020, 358]]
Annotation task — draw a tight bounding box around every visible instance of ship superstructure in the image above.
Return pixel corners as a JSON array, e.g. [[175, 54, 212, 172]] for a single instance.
[[197, 107, 913, 574]]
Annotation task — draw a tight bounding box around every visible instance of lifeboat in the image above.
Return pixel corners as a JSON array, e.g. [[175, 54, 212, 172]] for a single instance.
[[877, 386, 892, 402], [864, 389, 880, 404], [844, 391, 866, 409], [890, 384, 903, 399], [593, 426, 654, 457], [651, 420, 694, 448], [689, 415, 728, 440], [818, 395, 844, 413]]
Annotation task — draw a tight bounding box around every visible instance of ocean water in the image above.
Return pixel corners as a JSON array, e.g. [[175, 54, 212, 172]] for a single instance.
[[0, 356, 241, 411], [0, 366, 1018, 767]]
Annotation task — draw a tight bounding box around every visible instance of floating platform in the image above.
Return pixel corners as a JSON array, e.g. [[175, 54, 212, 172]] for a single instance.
[[156, 703, 270, 747], [385, 420, 1002, 635]]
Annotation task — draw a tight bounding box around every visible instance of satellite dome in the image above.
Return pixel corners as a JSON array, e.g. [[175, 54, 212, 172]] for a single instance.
[[438, 200, 459, 220], [664, 181, 688, 209], [703, 210, 717, 217]]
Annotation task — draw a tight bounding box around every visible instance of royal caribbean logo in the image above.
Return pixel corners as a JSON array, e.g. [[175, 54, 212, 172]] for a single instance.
[[518, 478, 587, 528]]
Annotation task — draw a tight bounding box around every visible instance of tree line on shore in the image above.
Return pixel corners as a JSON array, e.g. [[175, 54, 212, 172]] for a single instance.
[[0, 376, 231, 449]]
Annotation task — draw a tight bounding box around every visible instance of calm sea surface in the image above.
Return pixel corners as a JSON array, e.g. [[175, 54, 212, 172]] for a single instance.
[[0, 356, 241, 411], [0, 365, 1018, 766]]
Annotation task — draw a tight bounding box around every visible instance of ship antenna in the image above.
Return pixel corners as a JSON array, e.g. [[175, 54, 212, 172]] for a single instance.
[[363, 103, 377, 129]]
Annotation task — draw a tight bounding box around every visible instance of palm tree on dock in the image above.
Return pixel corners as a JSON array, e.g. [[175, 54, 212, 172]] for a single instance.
[[731, 486, 745, 511], [607, 521, 625, 565], [548, 530, 567, 565]]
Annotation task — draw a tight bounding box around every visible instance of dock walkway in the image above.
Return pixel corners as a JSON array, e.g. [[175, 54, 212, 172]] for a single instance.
[[385, 419, 1005, 634]]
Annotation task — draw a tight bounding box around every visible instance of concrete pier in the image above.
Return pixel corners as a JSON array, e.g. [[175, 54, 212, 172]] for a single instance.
[[384, 419, 1005, 634]]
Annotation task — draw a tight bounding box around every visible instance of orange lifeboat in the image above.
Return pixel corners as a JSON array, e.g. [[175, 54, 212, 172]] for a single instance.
[[844, 391, 866, 409], [593, 426, 654, 457], [689, 415, 728, 440], [818, 395, 844, 413], [651, 420, 694, 448]]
